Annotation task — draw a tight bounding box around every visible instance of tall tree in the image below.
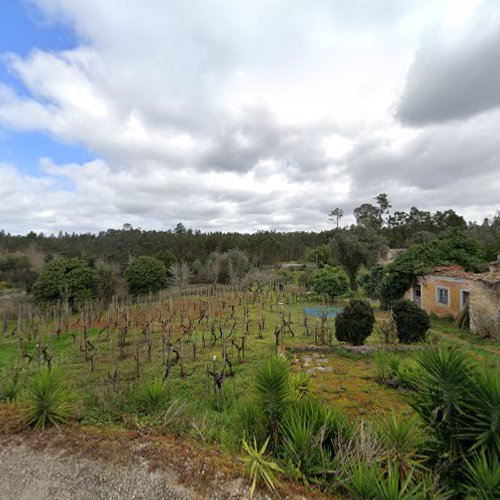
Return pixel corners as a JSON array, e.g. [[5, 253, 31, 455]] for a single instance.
[[353, 203, 381, 230], [375, 193, 391, 228], [328, 208, 344, 229]]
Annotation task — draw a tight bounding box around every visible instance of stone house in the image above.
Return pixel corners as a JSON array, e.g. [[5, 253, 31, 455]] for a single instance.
[[405, 265, 473, 318], [405, 256, 500, 340]]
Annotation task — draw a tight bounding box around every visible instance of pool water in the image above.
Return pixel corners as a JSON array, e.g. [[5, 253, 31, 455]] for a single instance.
[[304, 306, 343, 318]]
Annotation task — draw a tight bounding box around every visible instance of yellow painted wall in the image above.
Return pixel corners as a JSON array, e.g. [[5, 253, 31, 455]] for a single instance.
[[406, 276, 472, 318]]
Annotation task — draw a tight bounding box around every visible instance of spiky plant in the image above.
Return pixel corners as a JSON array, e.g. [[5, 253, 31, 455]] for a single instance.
[[341, 458, 379, 499], [462, 368, 500, 455], [463, 449, 500, 499], [23, 367, 74, 430], [373, 463, 421, 500], [135, 378, 170, 414], [280, 398, 350, 478], [376, 413, 426, 479], [410, 346, 474, 457], [289, 371, 311, 402], [1, 366, 22, 402], [254, 357, 292, 443], [242, 436, 282, 498], [373, 351, 401, 383]]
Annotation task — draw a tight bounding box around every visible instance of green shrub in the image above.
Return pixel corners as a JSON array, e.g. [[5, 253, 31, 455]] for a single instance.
[[288, 371, 311, 402], [0, 366, 22, 402], [234, 399, 268, 447], [135, 378, 170, 414], [242, 436, 282, 497], [23, 368, 75, 430], [410, 346, 474, 458], [279, 398, 351, 478], [463, 450, 500, 499], [392, 299, 430, 343], [462, 368, 500, 455], [310, 266, 349, 300], [376, 413, 426, 478], [124, 256, 168, 295], [335, 299, 375, 346], [255, 357, 292, 443]]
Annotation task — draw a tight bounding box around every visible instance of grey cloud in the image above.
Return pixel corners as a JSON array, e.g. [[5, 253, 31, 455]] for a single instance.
[[397, 4, 500, 125]]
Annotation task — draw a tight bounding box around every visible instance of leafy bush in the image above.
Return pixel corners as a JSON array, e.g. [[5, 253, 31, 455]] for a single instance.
[[335, 299, 375, 346], [392, 299, 430, 343], [23, 368, 75, 430], [124, 256, 168, 295], [310, 266, 349, 300], [32, 258, 96, 308]]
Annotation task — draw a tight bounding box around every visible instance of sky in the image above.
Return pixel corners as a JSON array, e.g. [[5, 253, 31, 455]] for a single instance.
[[0, 0, 499, 235]]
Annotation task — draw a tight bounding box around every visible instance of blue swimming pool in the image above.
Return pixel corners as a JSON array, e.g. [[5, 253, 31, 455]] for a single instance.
[[304, 306, 343, 318]]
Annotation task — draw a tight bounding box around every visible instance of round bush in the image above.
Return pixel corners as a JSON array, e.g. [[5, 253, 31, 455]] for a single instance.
[[124, 256, 168, 295], [392, 299, 430, 343], [310, 267, 349, 300], [335, 299, 375, 346]]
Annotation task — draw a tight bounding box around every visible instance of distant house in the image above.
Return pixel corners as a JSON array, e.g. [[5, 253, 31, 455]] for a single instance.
[[405, 256, 500, 340], [469, 255, 500, 340], [405, 265, 473, 319]]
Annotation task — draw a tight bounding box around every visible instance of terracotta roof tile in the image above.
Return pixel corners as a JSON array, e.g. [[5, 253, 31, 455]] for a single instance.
[[429, 265, 474, 279]]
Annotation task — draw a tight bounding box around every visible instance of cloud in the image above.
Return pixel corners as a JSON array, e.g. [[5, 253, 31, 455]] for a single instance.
[[0, 0, 498, 234], [397, 2, 500, 125]]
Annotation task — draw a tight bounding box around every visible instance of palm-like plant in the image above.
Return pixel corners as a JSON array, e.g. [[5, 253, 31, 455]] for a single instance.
[[376, 413, 426, 479], [135, 378, 170, 414], [23, 368, 74, 430], [289, 371, 311, 402], [242, 436, 282, 498], [463, 449, 500, 499], [410, 346, 474, 457], [255, 357, 292, 443], [462, 368, 500, 455]]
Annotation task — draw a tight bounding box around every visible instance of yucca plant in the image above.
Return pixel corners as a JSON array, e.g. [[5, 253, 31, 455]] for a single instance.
[[1, 366, 22, 402], [341, 458, 380, 499], [135, 378, 170, 414], [373, 351, 401, 383], [23, 367, 74, 430], [255, 357, 292, 443], [280, 398, 350, 479], [462, 449, 500, 499], [461, 368, 500, 455], [376, 413, 426, 479], [289, 371, 311, 402], [373, 463, 421, 500], [242, 435, 282, 498], [410, 346, 474, 457], [234, 398, 268, 447]]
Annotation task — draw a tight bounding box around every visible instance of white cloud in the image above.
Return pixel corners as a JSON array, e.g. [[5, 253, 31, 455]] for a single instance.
[[0, 0, 498, 233]]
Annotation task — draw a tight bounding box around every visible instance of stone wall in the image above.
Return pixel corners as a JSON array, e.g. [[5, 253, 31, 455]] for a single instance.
[[470, 280, 500, 340]]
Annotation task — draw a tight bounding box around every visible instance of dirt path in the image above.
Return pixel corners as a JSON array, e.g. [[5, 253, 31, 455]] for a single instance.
[[0, 438, 202, 500], [0, 431, 256, 500]]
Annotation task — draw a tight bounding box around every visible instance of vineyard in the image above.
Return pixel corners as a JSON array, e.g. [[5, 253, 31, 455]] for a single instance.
[[1, 285, 499, 497]]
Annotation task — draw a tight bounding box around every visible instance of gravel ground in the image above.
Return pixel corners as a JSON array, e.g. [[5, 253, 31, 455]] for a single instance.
[[0, 439, 211, 500]]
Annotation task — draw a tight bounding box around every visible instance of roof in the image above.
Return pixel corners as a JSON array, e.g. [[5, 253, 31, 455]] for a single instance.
[[429, 265, 474, 279]]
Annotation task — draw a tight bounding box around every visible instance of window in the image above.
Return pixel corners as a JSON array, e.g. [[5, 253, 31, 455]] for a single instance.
[[436, 287, 449, 306], [460, 290, 470, 309]]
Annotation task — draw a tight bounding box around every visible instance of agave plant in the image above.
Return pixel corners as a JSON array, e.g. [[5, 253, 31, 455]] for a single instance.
[[289, 371, 311, 402], [376, 413, 427, 479], [280, 398, 350, 479], [23, 367, 74, 430], [410, 345, 474, 457], [462, 449, 500, 499], [461, 368, 500, 455], [254, 357, 293, 443], [242, 435, 282, 498]]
